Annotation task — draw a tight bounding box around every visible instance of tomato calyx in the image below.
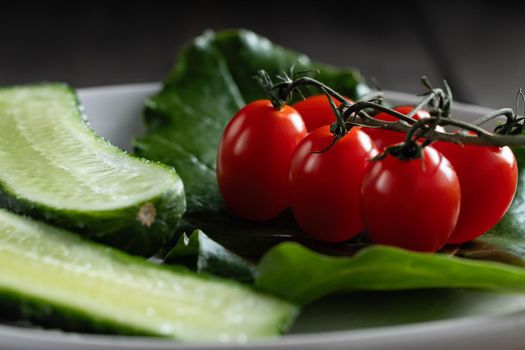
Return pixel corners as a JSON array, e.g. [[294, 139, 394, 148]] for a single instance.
[[255, 68, 335, 111], [305, 89, 352, 154], [373, 142, 424, 162], [310, 123, 347, 155], [484, 90, 525, 135], [255, 70, 288, 110], [371, 115, 443, 162], [256, 69, 352, 112]]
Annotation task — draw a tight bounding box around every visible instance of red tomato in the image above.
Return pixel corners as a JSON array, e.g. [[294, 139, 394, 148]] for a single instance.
[[293, 95, 353, 132], [433, 142, 518, 244], [361, 146, 461, 252], [365, 106, 442, 150], [217, 100, 307, 221], [289, 126, 377, 242]]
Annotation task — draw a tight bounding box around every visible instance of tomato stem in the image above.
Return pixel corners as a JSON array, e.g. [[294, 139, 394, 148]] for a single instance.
[[255, 70, 286, 110], [273, 76, 348, 103], [258, 69, 525, 150], [471, 108, 514, 127], [470, 91, 524, 135]]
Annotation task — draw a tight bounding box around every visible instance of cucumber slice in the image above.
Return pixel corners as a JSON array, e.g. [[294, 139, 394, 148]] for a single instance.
[[0, 84, 185, 255], [0, 209, 297, 341]]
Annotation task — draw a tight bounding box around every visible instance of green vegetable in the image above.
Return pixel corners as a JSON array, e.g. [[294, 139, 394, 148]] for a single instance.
[[164, 230, 525, 305], [165, 229, 257, 283], [256, 243, 525, 304], [135, 29, 368, 214], [176, 211, 357, 262], [0, 84, 186, 256], [0, 208, 297, 341]]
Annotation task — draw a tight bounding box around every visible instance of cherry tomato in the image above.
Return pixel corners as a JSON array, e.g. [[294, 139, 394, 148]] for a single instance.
[[217, 100, 307, 221], [361, 146, 461, 252], [289, 126, 377, 242], [293, 95, 353, 132], [433, 141, 518, 244], [365, 106, 443, 150]]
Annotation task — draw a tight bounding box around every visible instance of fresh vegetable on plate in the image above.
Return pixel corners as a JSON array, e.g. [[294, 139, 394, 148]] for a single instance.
[[0, 208, 297, 341], [223, 71, 522, 253], [217, 100, 307, 221], [256, 242, 525, 304], [434, 137, 518, 244], [289, 125, 377, 242], [168, 230, 525, 305], [0, 84, 186, 256], [4, 28, 525, 341], [361, 145, 460, 252], [138, 29, 525, 266], [165, 229, 257, 283]]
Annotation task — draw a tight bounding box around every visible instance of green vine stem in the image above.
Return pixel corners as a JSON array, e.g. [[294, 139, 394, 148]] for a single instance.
[[471, 108, 515, 127], [347, 115, 525, 147], [259, 69, 525, 149]]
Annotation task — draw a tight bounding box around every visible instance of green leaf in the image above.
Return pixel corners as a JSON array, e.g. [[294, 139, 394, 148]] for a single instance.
[[134, 29, 368, 214], [177, 211, 369, 263], [163, 230, 525, 306], [256, 242, 525, 304], [164, 229, 256, 283]]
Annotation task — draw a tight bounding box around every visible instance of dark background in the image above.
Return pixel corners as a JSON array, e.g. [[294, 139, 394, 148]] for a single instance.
[[0, 1, 523, 108]]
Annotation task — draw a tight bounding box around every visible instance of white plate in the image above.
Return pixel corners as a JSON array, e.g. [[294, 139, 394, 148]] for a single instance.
[[1, 83, 525, 350]]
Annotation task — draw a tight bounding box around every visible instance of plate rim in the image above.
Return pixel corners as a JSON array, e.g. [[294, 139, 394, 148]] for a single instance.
[[2, 305, 525, 349]]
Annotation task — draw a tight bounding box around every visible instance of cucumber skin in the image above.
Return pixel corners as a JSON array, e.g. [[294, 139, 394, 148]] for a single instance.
[[0, 287, 155, 336], [0, 270, 296, 340], [0, 215, 298, 338], [0, 184, 185, 257], [0, 84, 186, 257]]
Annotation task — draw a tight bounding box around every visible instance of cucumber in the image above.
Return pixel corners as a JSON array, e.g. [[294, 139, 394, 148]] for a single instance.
[[0, 84, 185, 256], [0, 208, 297, 341]]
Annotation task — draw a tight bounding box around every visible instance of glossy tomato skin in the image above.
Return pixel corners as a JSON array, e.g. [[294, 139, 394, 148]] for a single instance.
[[365, 106, 441, 150], [361, 146, 461, 252], [289, 126, 377, 242], [217, 100, 307, 221], [293, 95, 352, 132], [433, 142, 518, 244]]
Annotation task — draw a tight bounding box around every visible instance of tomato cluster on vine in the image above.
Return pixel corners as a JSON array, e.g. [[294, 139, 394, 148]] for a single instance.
[[217, 80, 519, 253]]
